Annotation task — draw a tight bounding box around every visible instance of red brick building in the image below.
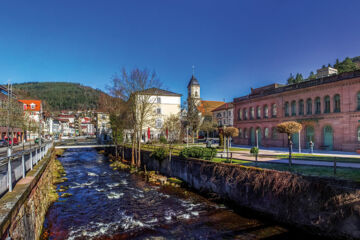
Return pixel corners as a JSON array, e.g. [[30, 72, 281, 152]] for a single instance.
[[233, 70, 360, 152]]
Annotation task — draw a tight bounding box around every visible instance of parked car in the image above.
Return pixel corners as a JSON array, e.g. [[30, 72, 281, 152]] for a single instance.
[[0, 139, 8, 147], [4, 137, 19, 145]]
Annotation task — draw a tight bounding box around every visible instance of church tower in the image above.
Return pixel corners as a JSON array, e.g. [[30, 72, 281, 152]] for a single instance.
[[187, 74, 200, 106]]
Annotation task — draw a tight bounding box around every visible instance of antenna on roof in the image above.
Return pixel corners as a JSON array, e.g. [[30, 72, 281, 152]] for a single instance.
[[192, 65, 195, 75]]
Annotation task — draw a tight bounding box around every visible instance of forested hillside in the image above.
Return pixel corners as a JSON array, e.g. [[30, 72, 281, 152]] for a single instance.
[[13, 82, 106, 111]]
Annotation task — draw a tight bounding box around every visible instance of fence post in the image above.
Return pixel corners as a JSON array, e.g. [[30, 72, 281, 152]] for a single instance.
[[8, 157, 12, 192], [22, 153, 25, 178], [30, 151, 33, 170]]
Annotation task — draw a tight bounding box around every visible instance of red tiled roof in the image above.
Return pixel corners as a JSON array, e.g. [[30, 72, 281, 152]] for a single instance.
[[197, 100, 225, 116], [18, 100, 41, 111], [211, 102, 233, 112]]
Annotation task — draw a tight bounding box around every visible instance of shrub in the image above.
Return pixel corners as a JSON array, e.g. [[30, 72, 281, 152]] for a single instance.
[[150, 147, 168, 161], [179, 146, 217, 160], [159, 136, 167, 144], [250, 147, 259, 155]]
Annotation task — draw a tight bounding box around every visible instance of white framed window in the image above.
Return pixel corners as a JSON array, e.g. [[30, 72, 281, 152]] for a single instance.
[[156, 119, 162, 128]]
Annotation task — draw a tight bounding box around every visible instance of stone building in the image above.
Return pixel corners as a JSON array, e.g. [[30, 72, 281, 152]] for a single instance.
[[233, 70, 360, 152]]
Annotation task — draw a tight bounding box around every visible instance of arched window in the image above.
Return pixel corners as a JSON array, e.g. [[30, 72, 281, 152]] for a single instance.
[[271, 104, 277, 118], [306, 98, 312, 115], [315, 97, 321, 114], [271, 127, 278, 139], [291, 100, 296, 116], [299, 99, 304, 115], [237, 109, 242, 120], [244, 128, 248, 138], [264, 128, 269, 138], [250, 107, 255, 119], [284, 102, 289, 117], [264, 105, 268, 118], [324, 96, 330, 113], [238, 128, 242, 138], [256, 106, 261, 119], [334, 94, 340, 113], [243, 108, 248, 120], [195, 91, 198, 97], [357, 92, 360, 111]]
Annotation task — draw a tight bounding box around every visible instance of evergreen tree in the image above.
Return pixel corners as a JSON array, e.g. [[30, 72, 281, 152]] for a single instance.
[[294, 73, 304, 83], [287, 73, 295, 84], [308, 71, 316, 80], [336, 57, 359, 73]]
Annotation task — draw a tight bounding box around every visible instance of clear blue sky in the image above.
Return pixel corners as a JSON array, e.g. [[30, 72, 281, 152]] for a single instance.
[[0, 0, 359, 102]]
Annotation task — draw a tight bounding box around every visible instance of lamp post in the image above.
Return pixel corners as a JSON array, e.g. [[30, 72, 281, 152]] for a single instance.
[[256, 129, 259, 148], [298, 130, 301, 153]]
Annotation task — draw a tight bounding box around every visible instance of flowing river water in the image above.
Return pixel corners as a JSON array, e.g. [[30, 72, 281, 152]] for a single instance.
[[42, 148, 323, 240]]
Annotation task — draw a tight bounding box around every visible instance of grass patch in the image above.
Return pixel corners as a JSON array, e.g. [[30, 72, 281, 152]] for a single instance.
[[211, 158, 360, 182]]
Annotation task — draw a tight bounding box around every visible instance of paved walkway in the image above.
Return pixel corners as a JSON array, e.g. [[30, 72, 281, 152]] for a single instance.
[[231, 144, 360, 158], [217, 151, 360, 169]]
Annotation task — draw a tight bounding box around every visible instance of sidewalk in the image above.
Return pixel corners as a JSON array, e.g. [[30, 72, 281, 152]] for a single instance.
[[231, 144, 360, 158], [217, 151, 360, 169]]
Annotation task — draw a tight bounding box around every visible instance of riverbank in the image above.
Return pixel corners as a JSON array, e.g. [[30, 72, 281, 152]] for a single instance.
[[110, 147, 360, 239], [0, 148, 64, 240]]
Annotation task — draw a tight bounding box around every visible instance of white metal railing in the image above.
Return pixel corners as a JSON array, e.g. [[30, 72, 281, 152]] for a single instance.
[[0, 141, 53, 197]]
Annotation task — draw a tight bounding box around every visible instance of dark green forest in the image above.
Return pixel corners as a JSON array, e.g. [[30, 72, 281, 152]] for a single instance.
[[13, 82, 105, 111]]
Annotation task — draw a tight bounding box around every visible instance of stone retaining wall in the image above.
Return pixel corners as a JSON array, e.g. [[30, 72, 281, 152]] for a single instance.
[[121, 147, 360, 239], [0, 149, 56, 240]]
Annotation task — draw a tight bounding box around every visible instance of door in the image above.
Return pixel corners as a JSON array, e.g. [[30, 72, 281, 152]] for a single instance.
[[256, 128, 262, 147], [250, 127, 255, 146], [292, 132, 299, 149], [306, 126, 315, 148], [323, 126, 333, 150]]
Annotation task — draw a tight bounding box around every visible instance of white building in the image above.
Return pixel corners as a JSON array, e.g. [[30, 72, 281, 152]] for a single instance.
[[96, 112, 112, 142], [136, 88, 182, 142], [212, 102, 234, 127]]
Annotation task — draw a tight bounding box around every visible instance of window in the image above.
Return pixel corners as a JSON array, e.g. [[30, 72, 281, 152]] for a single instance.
[[195, 91, 198, 97], [256, 106, 261, 119], [291, 100, 296, 116], [238, 109, 242, 120], [250, 107, 254, 119], [285, 102, 289, 117], [223, 111, 226, 117], [264, 128, 269, 138], [299, 99, 304, 115], [271, 104, 277, 118], [218, 120, 222, 126], [334, 94, 340, 112], [30, 103, 36, 109], [244, 128, 248, 138], [223, 119, 227, 124], [306, 98, 312, 115], [315, 97, 321, 114], [156, 119, 162, 128], [324, 96, 330, 113], [228, 111, 231, 117], [264, 105, 268, 118], [157, 97, 161, 103], [239, 128, 242, 138], [358, 127, 360, 141], [216, 113, 222, 118], [271, 127, 278, 139], [156, 108, 161, 114], [243, 108, 248, 120], [357, 92, 360, 111]]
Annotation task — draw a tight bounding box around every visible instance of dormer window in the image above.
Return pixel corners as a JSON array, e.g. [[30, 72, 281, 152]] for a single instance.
[[30, 103, 36, 109]]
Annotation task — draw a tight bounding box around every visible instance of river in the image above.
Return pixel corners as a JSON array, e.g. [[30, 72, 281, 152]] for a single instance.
[[42, 148, 323, 240]]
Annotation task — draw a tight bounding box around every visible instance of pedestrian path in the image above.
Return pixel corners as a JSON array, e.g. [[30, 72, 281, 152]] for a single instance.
[[231, 144, 360, 158], [217, 151, 360, 169]]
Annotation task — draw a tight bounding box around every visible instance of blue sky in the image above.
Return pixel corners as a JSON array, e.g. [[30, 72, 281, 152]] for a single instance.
[[0, 0, 359, 102]]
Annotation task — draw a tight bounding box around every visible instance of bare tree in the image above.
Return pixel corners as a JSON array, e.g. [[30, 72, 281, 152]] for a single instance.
[[162, 114, 181, 163], [277, 121, 302, 167], [109, 68, 161, 168], [223, 127, 239, 161], [186, 97, 201, 143]]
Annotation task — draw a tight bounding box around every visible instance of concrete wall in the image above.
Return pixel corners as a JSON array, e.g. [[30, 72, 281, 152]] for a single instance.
[[122, 148, 360, 239]]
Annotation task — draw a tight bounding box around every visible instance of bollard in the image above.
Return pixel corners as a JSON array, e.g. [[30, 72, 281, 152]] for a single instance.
[[22, 153, 25, 178]]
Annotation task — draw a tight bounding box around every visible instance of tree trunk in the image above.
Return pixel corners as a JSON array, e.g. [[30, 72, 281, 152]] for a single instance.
[[137, 136, 141, 168], [288, 135, 292, 168], [131, 133, 135, 166]]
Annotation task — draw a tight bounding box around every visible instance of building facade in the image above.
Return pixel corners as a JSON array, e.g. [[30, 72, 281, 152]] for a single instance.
[[233, 70, 360, 152], [212, 102, 234, 127]]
